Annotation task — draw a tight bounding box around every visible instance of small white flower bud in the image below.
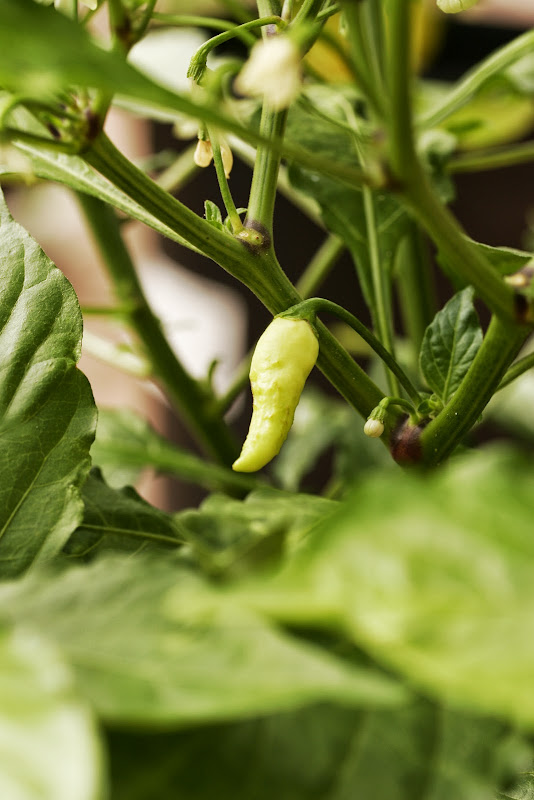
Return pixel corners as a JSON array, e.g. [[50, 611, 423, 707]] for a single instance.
[[364, 418, 384, 438], [235, 36, 301, 111], [194, 139, 213, 169]]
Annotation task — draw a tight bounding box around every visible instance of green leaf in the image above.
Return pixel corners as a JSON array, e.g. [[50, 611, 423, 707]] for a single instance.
[[419, 287, 482, 404], [204, 200, 224, 231], [470, 241, 532, 276], [244, 447, 534, 727], [444, 89, 534, 150], [0, 190, 96, 578], [286, 87, 409, 309], [0, 625, 103, 800], [0, 555, 406, 727], [500, 772, 534, 800], [105, 701, 524, 800], [0, 0, 204, 119], [0, 1, 269, 157], [177, 486, 336, 575], [91, 408, 258, 495], [64, 469, 184, 560]]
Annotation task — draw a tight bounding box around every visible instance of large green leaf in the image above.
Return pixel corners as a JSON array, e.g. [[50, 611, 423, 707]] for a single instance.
[[419, 287, 482, 404], [0, 625, 103, 800], [64, 469, 184, 560], [177, 486, 336, 576], [241, 447, 534, 728], [0, 555, 406, 727], [0, 0, 207, 120], [0, 190, 96, 578], [105, 701, 524, 800]]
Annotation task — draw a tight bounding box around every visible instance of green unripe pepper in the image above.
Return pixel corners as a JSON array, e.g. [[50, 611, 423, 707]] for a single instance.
[[232, 317, 319, 472]]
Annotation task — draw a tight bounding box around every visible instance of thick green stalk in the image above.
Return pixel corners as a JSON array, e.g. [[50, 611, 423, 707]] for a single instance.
[[420, 318, 528, 465], [359, 0, 386, 102], [246, 108, 288, 236], [395, 222, 436, 356], [85, 134, 274, 298], [84, 133, 384, 419], [77, 192, 239, 465], [384, 0, 518, 323], [337, 0, 386, 118]]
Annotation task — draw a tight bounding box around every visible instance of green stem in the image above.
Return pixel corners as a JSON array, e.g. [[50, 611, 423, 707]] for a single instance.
[[218, 234, 346, 416], [230, 138, 324, 226], [497, 349, 534, 391], [337, 0, 386, 118], [420, 317, 527, 465], [405, 172, 517, 321], [292, 0, 324, 24], [317, 2, 340, 22], [77, 192, 239, 465], [296, 234, 344, 298], [379, 396, 416, 415], [258, 0, 282, 17], [395, 222, 436, 356], [85, 133, 266, 292], [363, 185, 399, 395], [84, 133, 384, 419], [134, 0, 158, 42], [419, 29, 534, 129], [153, 14, 257, 42], [448, 141, 534, 174], [94, 438, 263, 495], [82, 330, 151, 378], [359, 0, 386, 102], [155, 143, 199, 193], [210, 132, 243, 232], [384, 0, 518, 323], [282, 298, 422, 405], [187, 15, 283, 82], [246, 108, 288, 235]]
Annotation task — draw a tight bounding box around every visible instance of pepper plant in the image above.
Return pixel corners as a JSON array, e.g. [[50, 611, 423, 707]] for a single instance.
[[2, 0, 534, 797]]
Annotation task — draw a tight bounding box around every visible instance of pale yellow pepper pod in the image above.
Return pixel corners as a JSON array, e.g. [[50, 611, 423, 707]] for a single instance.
[[232, 317, 319, 473]]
